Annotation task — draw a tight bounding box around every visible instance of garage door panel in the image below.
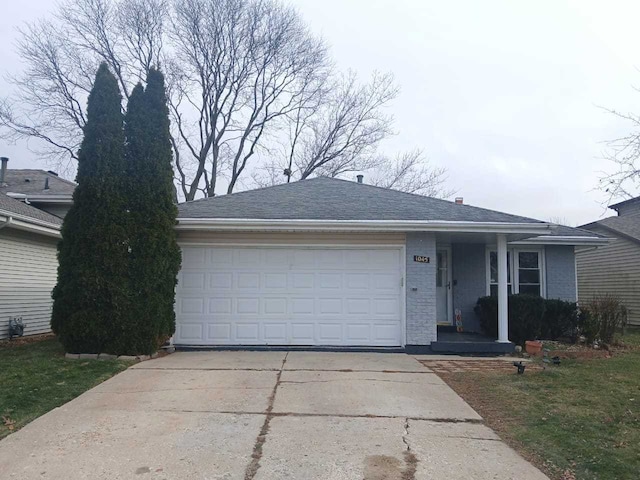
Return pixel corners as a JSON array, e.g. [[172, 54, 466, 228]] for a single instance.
[[236, 298, 260, 314], [237, 272, 260, 289], [291, 298, 314, 314], [209, 298, 232, 314], [210, 273, 233, 289], [265, 273, 287, 288], [318, 323, 343, 342], [264, 298, 287, 314], [209, 323, 231, 342], [209, 248, 233, 265], [235, 323, 260, 341], [264, 323, 287, 341], [291, 323, 315, 343], [178, 323, 203, 340], [318, 273, 342, 289], [292, 273, 314, 289], [175, 247, 403, 346]]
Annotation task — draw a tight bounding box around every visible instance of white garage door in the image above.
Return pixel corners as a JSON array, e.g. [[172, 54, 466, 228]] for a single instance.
[[174, 246, 404, 346]]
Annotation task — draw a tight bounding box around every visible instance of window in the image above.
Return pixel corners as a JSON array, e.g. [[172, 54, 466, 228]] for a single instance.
[[516, 251, 541, 296], [489, 251, 512, 297], [487, 248, 544, 297]]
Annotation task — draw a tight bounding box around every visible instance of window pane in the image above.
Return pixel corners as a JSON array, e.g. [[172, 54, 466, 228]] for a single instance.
[[490, 251, 510, 283], [490, 284, 513, 296], [519, 284, 540, 296], [518, 251, 538, 269], [490, 252, 497, 284], [436, 252, 443, 287], [519, 269, 540, 284]]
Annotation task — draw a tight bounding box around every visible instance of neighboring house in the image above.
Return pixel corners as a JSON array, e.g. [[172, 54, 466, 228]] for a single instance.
[[577, 196, 640, 326], [0, 193, 62, 340], [174, 177, 605, 352], [0, 157, 76, 219]]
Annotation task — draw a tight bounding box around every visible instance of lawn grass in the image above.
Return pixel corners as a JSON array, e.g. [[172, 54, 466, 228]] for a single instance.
[[0, 337, 131, 440], [441, 328, 640, 480]]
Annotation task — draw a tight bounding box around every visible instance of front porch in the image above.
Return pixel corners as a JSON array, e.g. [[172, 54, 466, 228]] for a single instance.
[[430, 326, 515, 354]]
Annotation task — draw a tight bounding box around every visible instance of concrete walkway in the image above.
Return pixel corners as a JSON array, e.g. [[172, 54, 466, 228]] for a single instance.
[[0, 352, 548, 479]]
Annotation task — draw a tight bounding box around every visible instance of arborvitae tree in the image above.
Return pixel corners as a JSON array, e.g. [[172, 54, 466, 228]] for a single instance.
[[51, 63, 130, 354], [124, 68, 181, 354]]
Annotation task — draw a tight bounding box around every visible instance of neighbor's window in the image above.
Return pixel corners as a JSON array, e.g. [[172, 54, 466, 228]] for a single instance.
[[489, 251, 511, 297], [517, 251, 541, 296]]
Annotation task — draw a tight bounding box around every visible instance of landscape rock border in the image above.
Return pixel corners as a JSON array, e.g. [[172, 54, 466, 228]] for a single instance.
[[65, 349, 171, 362]]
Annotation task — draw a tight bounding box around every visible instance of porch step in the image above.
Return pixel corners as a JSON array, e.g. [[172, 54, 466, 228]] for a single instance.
[[429, 341, 515, 354]]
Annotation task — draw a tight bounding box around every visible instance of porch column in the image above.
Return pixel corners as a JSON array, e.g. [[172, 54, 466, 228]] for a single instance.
[[496, 233, 509, 343]]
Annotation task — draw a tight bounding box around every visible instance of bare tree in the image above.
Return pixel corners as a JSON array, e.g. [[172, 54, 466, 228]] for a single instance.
[[368, 149, 453, 198], [599, 108, 640, 202], [1, 0, 451, 199]]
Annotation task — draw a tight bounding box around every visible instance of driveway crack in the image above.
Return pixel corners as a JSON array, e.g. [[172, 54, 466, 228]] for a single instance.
[[244, 352, 288, 480], [401, 418, 418, 480]]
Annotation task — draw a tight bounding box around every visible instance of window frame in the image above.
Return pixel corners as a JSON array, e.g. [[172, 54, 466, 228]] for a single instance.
[[485, 246, 546, 298]]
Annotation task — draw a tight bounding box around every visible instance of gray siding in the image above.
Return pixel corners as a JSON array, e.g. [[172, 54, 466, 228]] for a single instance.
[[451, 243, 486, 333], [405, 232, 437, 345], [576, 226, 640, 326], [545, 245, 577, 301], [0, 228, 58, 339]]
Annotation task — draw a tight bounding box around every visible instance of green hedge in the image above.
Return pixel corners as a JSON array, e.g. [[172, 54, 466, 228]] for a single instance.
[[474, 295, 579, 346]]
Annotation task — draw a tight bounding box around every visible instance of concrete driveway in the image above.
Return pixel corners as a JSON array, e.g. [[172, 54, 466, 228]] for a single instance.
[[0, 352, 547, 479]]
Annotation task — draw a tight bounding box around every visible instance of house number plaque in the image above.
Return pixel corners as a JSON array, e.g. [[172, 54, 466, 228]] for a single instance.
[[413, 255, 430, 263]]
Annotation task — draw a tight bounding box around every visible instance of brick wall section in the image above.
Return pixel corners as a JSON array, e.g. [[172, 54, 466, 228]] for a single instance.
[[451, 243, 486, 333], [545, 245, 577, 301], [405, 232, 437, 345]]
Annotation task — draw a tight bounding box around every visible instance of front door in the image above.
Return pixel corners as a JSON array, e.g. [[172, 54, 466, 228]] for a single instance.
[[436, 248, 452, 325]]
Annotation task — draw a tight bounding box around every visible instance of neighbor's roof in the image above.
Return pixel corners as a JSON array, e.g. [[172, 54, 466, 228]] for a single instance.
[[581, 216, 640, 243], [0, 169, 76, 197], [177, 177, 599, 238], [0, 193, 63, 226], [608, 196, 640, 212]]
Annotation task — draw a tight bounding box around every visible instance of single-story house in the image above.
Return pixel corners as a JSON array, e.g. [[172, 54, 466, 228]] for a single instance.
[[0, 157, 76, 219], [576, 196, 640, 326], [174, 177, 606, 352], [0, 192, 62, 339]]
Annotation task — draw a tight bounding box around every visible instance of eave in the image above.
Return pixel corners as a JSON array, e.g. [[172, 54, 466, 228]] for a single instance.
[[510, 235, 609, 246], [175, 218, 555, 235], [0, 210, 61, 238]]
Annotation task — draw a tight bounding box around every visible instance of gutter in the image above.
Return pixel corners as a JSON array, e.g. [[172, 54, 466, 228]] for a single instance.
[[5, 193, 74, 204], [0, 209, 61, 238], [509, 235, 609, 247], [0, 215, 13, 230], [175, 218, 555, 235]]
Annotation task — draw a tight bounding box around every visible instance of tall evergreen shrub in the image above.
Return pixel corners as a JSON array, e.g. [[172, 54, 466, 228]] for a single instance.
[[51, 63, 129, 354], [123, 68, 181, 354]]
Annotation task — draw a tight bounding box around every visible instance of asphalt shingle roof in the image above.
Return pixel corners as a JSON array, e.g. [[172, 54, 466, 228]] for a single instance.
[[177, 177, 599, 238], [0, 193, 63, 226], [581, 216, 640, 243], [0, 169, 76, 196]]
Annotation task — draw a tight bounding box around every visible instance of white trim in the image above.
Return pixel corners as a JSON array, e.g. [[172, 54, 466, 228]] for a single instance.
[[496, 234, 509, 343], [510, 235, 608, 246], [175, 242, 407, 348], [0, 210, 61, 238], [176, 218, 554, 234]]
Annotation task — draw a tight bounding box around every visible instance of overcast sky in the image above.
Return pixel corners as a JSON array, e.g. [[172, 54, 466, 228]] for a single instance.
[[2, 0, 640, 225]]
